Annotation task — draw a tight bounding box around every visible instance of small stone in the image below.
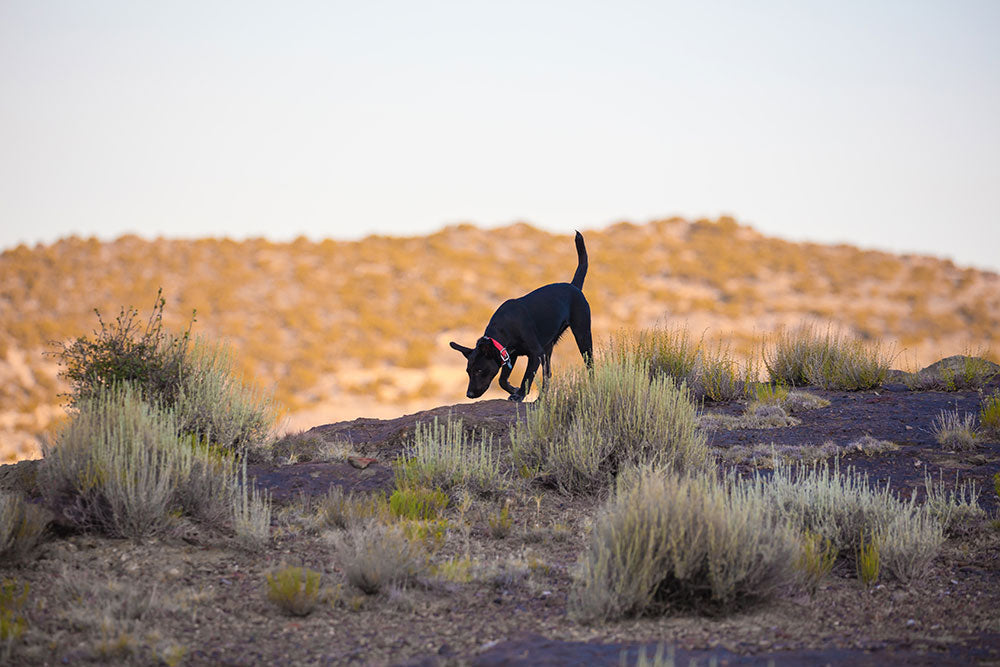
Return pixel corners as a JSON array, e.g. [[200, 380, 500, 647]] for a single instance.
[[348, 456, 376, 469]]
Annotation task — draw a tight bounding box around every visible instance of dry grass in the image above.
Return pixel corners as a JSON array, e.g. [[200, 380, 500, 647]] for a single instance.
[[764, 325, 893, 390], [608, 327, 756, 402], [395, 419, 507, 498]]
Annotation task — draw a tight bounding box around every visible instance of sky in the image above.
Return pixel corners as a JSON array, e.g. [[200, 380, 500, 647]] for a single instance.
[[2, 1, 998, 271]]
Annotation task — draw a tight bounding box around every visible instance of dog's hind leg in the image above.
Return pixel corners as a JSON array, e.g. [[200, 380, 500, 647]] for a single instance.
[[569, 305, 594, 369], [540, 345, 553, 389]]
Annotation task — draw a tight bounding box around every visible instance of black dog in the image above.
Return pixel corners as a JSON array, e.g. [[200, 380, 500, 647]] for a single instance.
[[450, 231, 593, 402]]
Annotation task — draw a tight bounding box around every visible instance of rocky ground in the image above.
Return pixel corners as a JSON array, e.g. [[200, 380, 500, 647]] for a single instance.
[[1, 380, 999, 665]]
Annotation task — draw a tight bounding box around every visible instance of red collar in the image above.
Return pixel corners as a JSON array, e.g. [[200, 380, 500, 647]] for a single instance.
[[485, 337, 513, 368]]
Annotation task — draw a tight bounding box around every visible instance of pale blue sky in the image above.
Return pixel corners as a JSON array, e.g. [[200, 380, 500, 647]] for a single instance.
[[2, 1, 998, 270]]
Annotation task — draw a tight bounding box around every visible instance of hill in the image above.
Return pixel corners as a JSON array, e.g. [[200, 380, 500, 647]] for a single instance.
[[2, 217, 999, 460]]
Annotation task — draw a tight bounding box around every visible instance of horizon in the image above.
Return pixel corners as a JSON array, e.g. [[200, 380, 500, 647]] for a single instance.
[[5, 217, 997, 275], [2, 2, 998, 271]]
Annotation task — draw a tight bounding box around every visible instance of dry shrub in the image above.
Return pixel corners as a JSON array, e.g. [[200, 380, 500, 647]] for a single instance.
[[570, 471, 796, 621], [740, 461, 944, 583], [174, 337, 277, 456], [39, 384, 269, 542], [512, 358, 708, 495], [40, 385, 190, 538], [332, 524, 428, 595], [922, 471, 984, 535], [0, 493, 48, 563]]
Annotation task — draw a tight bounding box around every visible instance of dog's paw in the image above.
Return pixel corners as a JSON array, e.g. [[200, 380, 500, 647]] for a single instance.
[[507, 393, 524, 402]]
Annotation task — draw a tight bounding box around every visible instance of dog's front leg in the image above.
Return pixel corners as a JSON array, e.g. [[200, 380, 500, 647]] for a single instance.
[[511, 355, 540, 402], [498, 356, 519, 397]]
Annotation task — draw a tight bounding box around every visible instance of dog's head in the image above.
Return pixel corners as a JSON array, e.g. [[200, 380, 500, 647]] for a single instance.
[[450, 338, 503, 398]]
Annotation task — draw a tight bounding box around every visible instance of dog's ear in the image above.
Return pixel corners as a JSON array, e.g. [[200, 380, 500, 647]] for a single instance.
[[450, 341, 474, 359]]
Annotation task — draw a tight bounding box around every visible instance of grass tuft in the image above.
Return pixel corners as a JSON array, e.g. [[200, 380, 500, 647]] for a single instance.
[[315, 487, 387, 530], [931, 409, 979, 451], [922, 471, 984, 534], [266, 566, 321, 616], [795, 530, 837, 596], [979, 390, 1000, 440], [856, 532, 881, 586], [608, 327, 756, 402], [232, 458, 271, 550]]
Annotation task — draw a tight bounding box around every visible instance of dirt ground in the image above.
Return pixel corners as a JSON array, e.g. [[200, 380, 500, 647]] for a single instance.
[[2, 381, 999, 665]]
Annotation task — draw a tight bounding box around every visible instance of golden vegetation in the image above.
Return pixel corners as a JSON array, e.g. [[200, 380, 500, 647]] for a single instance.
[[2, 217, 999, 460]]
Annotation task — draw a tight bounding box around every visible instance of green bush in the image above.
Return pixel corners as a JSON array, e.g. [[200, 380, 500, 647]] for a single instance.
[[55, 289, 191, 409], [512, 358, 708, 495], [0, 492, 48, 563], [54, 291, 276, 455], [569, 471, 796, 621], [388, 487, 449, 521]]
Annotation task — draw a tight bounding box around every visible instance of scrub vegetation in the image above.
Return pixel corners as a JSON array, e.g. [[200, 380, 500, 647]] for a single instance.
[[1, 289, 998, 663]]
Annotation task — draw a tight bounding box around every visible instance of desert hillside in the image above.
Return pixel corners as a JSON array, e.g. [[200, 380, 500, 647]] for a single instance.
[[2, 217, 998, 460]]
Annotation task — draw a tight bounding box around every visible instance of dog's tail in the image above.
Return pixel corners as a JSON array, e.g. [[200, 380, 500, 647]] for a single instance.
[[570, 231, 588, 290]]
